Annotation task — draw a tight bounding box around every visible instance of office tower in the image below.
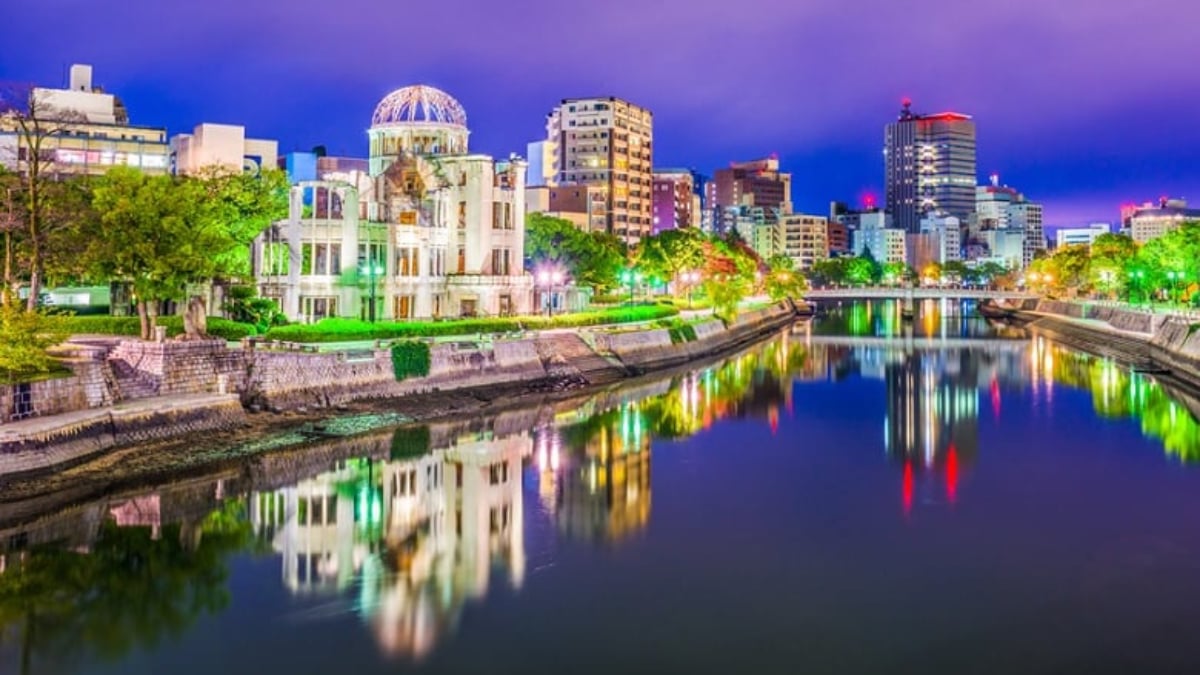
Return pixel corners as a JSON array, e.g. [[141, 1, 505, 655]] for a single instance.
[[884, 100, 976, 233], [711, 156, 793, 226]]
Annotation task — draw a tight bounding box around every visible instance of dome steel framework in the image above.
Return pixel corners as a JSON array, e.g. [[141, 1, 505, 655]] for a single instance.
[[371, 85, 468, 128]]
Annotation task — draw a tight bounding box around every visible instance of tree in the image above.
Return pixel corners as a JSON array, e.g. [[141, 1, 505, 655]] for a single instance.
[[84, 167, 286, 340], [845, 257, 876, 285], [941, 260, 970, 283], [636, 228, 705, 292], [701, 239, 753, 322], [809, 258, 848, 286], [0, 303, 68, 381], [0, 85, 87, 311], [764, 255, 807, 301], [525, 213, 626, 293], [881, 261, 909, 285]]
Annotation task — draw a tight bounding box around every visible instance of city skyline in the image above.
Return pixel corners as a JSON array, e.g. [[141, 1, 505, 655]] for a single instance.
[[2, 0, 1197, 227]]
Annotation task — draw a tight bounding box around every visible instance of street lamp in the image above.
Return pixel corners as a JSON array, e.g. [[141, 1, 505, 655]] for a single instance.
[[1166, 271, 1184, 305], [620, 268, 642, 305], [360, 260, 383, 322], [680, 270, 701, 308], [536, 267, 566, 317]]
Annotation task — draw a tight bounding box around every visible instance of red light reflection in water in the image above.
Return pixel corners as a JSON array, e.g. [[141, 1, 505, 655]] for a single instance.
[[769, 407, 779, 435], [946, 444, 959, 505], [903, 462, 914, 516], [990, 378, 1001, 419]]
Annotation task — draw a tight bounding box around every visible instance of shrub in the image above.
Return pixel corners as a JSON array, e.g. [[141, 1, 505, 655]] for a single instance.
[[0, 306, 70, 383], [653, 317, 699, 344], [263, 305, 679, 343], [61, 315, 257, 340], [391, 341, 431, 381]]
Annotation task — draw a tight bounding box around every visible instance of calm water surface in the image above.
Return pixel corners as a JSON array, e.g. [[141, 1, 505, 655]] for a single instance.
[[5, 301, 1200, 674]]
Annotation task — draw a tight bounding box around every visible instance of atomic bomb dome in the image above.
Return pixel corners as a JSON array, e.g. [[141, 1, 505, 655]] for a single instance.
[[368, 85, 470, 172], [371, 85, 468, 129]]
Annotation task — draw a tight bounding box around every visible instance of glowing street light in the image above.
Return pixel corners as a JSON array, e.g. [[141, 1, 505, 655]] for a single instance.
[[619, 268, 642, 304], [536, 266, 567, 317], [679, 270, 701, 308], [360, 260, 384, 322]]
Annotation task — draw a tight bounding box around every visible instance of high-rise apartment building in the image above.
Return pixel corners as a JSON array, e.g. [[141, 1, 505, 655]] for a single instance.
[[884, 100, 976, 233], [651, 169, 695, 232], [545, 97, 653, 243], [711, 157, 793, 226], [779, 214, 828, 270]]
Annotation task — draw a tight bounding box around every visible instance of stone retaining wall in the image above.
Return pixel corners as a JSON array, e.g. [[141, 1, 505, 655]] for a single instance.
[[594, 302, 797, 371], [0, 396, 245, 478], [0, 360, 114, 425], [243, 339, 548, 411], [1036, 300, 1167, 334]]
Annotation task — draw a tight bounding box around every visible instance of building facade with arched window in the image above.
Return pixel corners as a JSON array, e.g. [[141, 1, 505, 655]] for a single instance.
[[253, 85, 533, 323]]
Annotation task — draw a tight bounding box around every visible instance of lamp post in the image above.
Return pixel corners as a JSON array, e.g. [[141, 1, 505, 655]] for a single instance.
[[1167, 271, 1183, 305], [681, 270, 700, 308], [537, 268, 566, 317], [620, 268, 641, 305], [361, 261, 383, 322]]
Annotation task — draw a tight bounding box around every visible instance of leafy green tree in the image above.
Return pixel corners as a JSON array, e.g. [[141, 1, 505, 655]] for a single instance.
[[845, 257, 876, 285], [809, 257, 848, 286], [941, 260, 970, 282], [635, 228, 705, 292], [84, 167, 286, 340], [0, 303, 68, 381], [764, 255, 807, 301], [222, 285, 286, 333], [525, 213, 626, 292], [701, 239, 753, 322]]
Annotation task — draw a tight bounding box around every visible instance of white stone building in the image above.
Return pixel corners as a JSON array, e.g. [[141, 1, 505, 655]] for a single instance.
[[170, 123, 278, 176], [254, 85, 533, 322]]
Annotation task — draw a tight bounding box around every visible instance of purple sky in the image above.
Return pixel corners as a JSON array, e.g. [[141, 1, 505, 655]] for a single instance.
[[3, 0, 1198, 226]]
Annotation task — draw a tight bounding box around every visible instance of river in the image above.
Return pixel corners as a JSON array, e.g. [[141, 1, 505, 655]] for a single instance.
[[4, 300, 1200, 674]]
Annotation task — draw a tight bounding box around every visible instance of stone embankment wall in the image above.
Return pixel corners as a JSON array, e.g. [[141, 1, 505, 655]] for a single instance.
[[0, 396, 246, 477], [1030, 300, 1200, 386], [593, 302, 795, 371], [1, 301, 798, 473], [243, 339, 547, 411]]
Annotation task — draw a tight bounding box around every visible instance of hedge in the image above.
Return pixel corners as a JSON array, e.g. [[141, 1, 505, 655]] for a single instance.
[[391, 341, 431, 381], [62, 316, 258, 341], [262, 305, 680, 343]]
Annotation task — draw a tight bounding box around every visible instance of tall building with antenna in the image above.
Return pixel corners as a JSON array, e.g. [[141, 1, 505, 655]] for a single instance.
[[884, 100, 977, 233]]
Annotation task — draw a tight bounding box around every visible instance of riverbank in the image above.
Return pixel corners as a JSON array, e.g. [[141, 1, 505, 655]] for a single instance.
[[1009, 300, 1200, 390], [0, 301, 799, 478]]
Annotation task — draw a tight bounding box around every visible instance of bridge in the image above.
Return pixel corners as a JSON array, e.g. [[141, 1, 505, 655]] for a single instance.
[[802, 287, 1039, 302]]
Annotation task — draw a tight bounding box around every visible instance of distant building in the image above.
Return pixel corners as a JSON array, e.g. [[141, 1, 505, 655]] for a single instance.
[[884, 100, 976, 233], [526, 140, 555, 188], [974, 176, 1043, 268], [170, 123, 277, 176], [826, 220, 851, 256], [651, 169, 695, 232], [546, 184, 608, 232], [983, 229, 1024, 271], [779, 214, 828, 270], [711, 157, 793, 225], [544, 97, 654, 244], [1055, 223, 1111, 248], [908, 213, 962, 271], [0, 63, 169, 175], [854, 227, 907, 265], [1127, 199, 1200, 243]]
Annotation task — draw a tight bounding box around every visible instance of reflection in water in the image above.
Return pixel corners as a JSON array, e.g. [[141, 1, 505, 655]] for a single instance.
[[5, 319, 1200, 672], [1032, 336, 1200, 462]]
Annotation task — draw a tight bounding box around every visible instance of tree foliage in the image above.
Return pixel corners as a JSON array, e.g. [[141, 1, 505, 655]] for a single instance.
[[84, 166, 287, 339], [524, 213, 626, 292]]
